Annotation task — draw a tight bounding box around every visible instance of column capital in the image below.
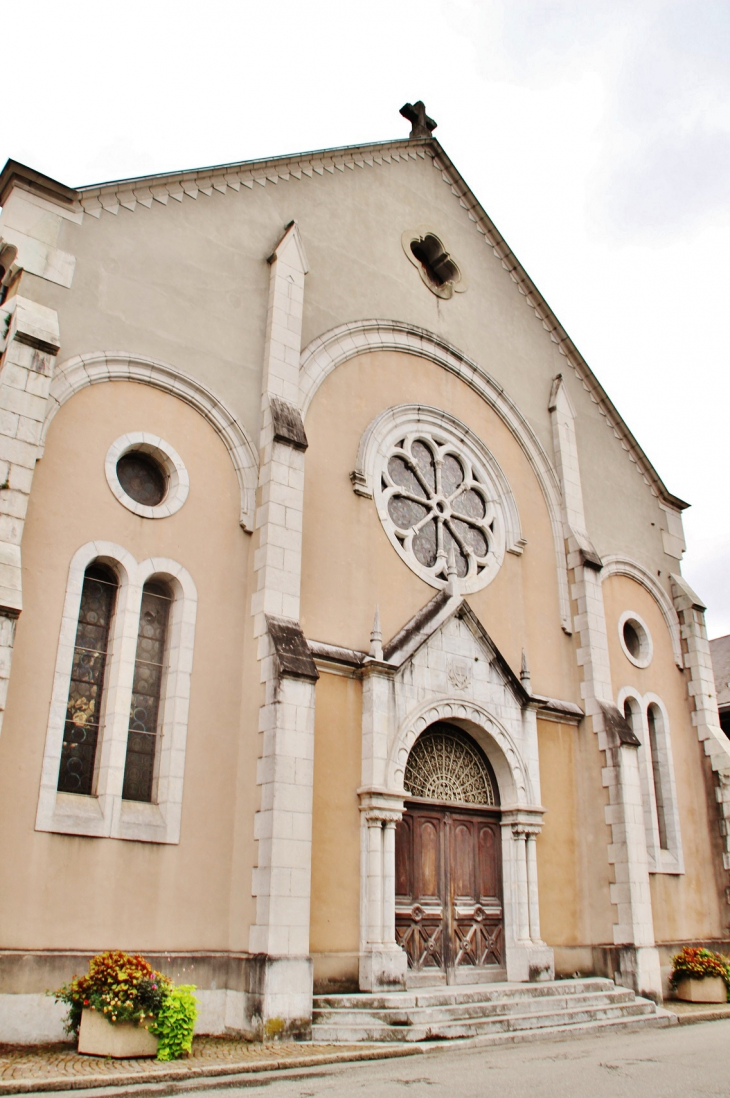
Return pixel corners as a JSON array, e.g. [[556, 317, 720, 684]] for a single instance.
[[358, 787, 405, 823]]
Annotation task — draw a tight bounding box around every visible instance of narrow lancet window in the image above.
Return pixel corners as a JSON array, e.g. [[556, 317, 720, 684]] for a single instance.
[[647, 705, 668, 850], [122, 580, 172, 802], [57, 563, 118, 795]]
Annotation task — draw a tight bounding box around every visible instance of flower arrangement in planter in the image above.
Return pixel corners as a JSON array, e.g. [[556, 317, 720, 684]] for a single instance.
[[669, 947, 730, 1003], [53, 950, 198, 1060]]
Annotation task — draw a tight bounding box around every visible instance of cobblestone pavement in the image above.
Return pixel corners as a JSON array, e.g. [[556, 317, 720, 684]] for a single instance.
[[0, 1004, 728, 1095], [0, 1036, 416, 1094]]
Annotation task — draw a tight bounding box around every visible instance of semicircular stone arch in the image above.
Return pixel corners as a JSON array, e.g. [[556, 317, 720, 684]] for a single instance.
[[389, 699, 534, 808], [600, 555, 683, 669], [41, 352, 259, 531], [299, 319, 571, 632]]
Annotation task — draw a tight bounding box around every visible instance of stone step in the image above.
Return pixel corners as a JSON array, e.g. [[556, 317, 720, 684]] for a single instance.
[[313, 988, 637, 1027], [311, 999, 657, 1044], [313, 977, 616, 1013]]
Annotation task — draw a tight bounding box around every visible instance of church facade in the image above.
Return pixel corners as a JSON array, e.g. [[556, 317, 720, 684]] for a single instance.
[[0, 105, 728, 1042]]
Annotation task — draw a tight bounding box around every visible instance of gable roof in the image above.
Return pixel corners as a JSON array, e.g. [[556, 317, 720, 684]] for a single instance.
[[0, 132, 687, 511]]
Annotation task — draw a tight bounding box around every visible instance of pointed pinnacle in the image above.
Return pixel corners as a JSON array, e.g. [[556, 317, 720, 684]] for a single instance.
[[369, 605, 384, 661]]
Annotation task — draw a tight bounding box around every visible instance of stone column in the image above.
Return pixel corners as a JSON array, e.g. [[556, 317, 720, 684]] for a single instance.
[[249, 222, 318, 1036], [526, 831, 541, 943], [501, 811, 553, 982], [0, 295, 60, 738], [365, 814, 384, 946], [358, 792, 407, 992], [513, 828, 530, 942], [382, 819, 398, 948]]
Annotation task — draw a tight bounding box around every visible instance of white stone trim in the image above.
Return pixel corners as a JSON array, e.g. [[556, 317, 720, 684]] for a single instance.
[[299, 319, 571, 632], [35, 541, 197, 844], [40, 352, 258, 531], [618, 611, 654, 669], [670, 573, 730, 875], [104, 432, 189, 519], [353, 403, 524, 595], [601, 556, 683, 669], [401, 225, 468, 300], [387, 697, 536, 809], [618, 688, 684, 875]]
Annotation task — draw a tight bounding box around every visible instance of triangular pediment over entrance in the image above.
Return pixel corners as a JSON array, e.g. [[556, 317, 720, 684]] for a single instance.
[[376, 592, 538, 807]]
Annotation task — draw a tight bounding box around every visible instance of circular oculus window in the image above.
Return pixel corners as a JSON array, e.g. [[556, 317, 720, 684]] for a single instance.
[[105, 432, 189, 519], [376, 431, 505, 593], [618, 611, 653, 668]]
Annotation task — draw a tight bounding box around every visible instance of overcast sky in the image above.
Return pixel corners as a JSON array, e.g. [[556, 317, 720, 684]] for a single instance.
[[3, 0, 728, 635]]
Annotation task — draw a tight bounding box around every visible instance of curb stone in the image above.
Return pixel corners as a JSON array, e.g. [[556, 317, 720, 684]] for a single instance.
[[0, 1046, 423, 1097]]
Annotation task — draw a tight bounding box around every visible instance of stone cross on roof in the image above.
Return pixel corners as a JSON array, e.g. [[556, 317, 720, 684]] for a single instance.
[[400, 101, 437, 139]]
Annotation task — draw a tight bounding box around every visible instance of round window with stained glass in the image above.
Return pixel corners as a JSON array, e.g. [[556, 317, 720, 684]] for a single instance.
[[378, 432, 505, 592]]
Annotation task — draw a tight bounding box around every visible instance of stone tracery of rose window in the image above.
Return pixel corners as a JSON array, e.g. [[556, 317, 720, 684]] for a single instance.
[[382, 434, 496, 585]]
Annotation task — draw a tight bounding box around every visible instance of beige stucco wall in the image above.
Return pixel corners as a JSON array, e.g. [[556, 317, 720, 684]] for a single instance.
[[300, 348, 579, 703], [12, 146, 682, 589], [309, 669, 362, 987], [603, 573, 727, 941], [536, 717, 616, 953], [0, 380, 258, 951]]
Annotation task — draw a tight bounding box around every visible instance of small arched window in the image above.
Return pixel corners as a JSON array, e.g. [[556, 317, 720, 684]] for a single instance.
[[57, 563, 118, 795], [122, 579, 172, 802], [647, 704, 668, 851]]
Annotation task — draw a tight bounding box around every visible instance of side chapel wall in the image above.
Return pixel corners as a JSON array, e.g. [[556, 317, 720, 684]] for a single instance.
[[0, 381, 256, 951], [602, 573, 728, 941]]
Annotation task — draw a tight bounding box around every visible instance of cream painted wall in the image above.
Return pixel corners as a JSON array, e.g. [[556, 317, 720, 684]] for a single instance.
[[603, 573, 727, 941], [300, 348, 579, 704], [309, 670, 362, 959], [20, 149, 680, 586], [536, 717, 616, 951], [0, 381, 255, 951]]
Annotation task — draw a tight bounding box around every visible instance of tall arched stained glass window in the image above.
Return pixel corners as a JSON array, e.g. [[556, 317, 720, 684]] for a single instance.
[[57, 563, 118, 795], [647, 704, 668, 851], [122, 580, 172, 803]]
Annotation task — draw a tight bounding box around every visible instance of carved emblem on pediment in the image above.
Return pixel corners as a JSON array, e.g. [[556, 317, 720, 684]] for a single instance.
[[447, 659, 471, 691]]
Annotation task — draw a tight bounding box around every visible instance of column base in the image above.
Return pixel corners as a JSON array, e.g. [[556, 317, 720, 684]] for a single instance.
[[613, 945, 663, 1003], [249, 955, 313, 1039], [359, 947, 408, 992], [505, 941, 555, 983]]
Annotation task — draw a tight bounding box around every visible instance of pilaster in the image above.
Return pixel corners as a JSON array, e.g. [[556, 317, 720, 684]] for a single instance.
[[249, 222, 316, 1034], [671, 574, 730, 879], [357, 789, 407, 992], [549, 374, 661, 999], [0, 295, 61, 736]]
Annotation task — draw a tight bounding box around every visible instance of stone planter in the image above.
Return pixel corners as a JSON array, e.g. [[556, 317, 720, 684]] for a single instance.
[[674, 976, 727, 1004], [78, 1008, 159, 1057]]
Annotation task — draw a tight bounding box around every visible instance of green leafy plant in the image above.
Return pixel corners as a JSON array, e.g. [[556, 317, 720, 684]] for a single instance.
[[669, 947, 730, 997], [52, 950, 198, 1059], [53, 950, 170, 1036], [149, 984, 199, 1061]]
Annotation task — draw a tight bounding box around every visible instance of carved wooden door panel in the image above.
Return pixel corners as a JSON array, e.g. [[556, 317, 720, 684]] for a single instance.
[[395, 803, 503, 984], [449, 811, 503, 977], [395, 805, 446, 977]]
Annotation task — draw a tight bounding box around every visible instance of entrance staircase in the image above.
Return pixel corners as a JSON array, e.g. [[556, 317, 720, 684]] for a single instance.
[[312, 978, 672, 1044]]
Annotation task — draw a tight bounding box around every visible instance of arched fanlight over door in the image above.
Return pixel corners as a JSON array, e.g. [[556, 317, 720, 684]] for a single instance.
[[404, 723, 498, 806]]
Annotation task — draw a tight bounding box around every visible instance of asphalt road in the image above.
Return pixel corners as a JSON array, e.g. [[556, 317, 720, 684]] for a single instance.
[[185, 1021, 730, 1098]]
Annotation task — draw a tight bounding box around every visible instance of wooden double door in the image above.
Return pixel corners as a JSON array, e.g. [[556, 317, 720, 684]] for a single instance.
[[395, 801, 504, 984]]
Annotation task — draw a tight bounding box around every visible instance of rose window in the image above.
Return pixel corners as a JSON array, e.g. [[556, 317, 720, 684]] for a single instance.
[[381, 434, 499, 588]]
